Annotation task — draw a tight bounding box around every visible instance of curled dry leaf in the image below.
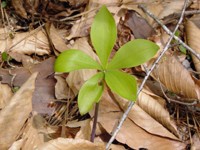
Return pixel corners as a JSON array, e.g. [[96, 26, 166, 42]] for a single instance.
[[37, 138, 105, 150], [0, 72, 37, 150], [137, 89, 179, 137], [152, 55, 200, 101], [186, 15, 200, 73], [0, 83, 13, 109], [0, 28, 50, 56]]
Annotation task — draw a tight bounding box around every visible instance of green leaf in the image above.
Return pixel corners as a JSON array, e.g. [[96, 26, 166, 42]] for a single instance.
[[78, 72, 104, 115], [54, 49, 102, 72], [108, 39, 159, 69], [105, 70, 137, 101], [91, 5, 117, 68], [179, 45, 186, 54], [2, 52, 8, 61], [1, 1, 7, 8]]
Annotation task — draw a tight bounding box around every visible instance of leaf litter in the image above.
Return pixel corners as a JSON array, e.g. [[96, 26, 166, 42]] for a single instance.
[[0, 0, 200, 149]]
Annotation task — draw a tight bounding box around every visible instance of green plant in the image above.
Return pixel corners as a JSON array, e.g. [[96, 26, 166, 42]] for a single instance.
[[54, 5, 159, 140]]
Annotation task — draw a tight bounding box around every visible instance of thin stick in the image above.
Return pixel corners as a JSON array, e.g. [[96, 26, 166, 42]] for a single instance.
[[139, 4, 200, 61], [106, 0, 189, 149]]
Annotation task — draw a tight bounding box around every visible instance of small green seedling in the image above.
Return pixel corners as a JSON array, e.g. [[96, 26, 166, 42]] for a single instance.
[[54, 5, 159, 115]]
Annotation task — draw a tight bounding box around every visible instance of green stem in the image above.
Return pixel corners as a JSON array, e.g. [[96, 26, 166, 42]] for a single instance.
[[90, 102, 99, 142]]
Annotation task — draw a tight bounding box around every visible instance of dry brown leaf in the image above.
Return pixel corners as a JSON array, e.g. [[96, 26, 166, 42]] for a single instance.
[[75, 119, 91, 140], [121, 1, 163, 26], [112, 93, 178, 140], [0, 28, 50, 56], [152, 55, 200, 101], [137, 89, 179, 137], [0, 72, 37, 150], [158, 0, 185, 19], [124, 10, 155, 39], [21, 112, 53, 150], [8, 52, 37, 69], [66, 38, 98, 95], [186, 15, 200, 73], [98, 112, 185, 149], [49, 25, 69, 53], [37, 138, 105, 150], [8, 139, 24, 150], [0, 83, 13, 109], [55, 75, 75, 100]]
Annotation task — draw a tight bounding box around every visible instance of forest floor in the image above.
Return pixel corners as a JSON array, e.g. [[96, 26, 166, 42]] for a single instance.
[[0, 0, 200, 150]]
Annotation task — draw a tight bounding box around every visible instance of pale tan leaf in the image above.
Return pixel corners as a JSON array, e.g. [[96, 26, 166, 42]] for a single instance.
[[121, 1, 164, 25], [21, 112, 51, 150], [8, 139, 24, 150], [37, 138, 105, 150], [0, 72, 37, 150], [153, 55, 200, 101], [0, 83, 13, 109], [98, 112, 185, 149], [186, 15, 200, 73], [66, 38, 98, 95], [112, 93, 178, 140], [55, 75, 75, 100], [49, 25, 69, 53], [0, 28, 50, 56], [75, 119, 91, 140], [137, 89, 179, 137], [158, 0, 185, 19], [98, 89, 178, 141]]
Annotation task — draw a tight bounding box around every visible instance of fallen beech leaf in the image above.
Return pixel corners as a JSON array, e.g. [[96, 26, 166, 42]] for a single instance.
[[186, 15, 200, 73], [112, 93, 178, 140], [49, 25, 69, 53], [137, 89, 179, 137], [0, 28, 50, 56], [152, 55, 200, 101], [55, 75, 75, 100], [0, 72, 37, 150], [21, 113, 52, 150], [124, 10, 155, 39], [158, 0, 185, 19], [98, 112, 185, 149], [37, 138, 105, 150], [0, 83, 13, 109], [8, 139, 24, 150], [75, 119, 91, 140]]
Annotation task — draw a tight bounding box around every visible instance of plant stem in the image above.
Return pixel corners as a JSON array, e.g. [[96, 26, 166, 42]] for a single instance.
[[90, 102, 99, 142]]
